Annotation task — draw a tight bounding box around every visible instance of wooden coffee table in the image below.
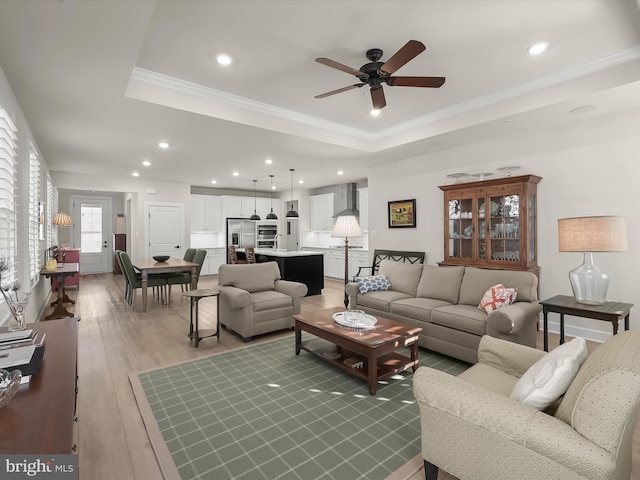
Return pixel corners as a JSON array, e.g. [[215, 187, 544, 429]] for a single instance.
[[294, 307, 422, 395]]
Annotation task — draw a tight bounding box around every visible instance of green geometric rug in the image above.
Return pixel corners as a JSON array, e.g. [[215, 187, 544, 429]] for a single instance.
[[130, 335, 469, 480]]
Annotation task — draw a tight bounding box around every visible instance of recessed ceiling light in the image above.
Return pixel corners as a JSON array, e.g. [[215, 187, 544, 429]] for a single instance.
[[217, 54, 232, 65], [527, 42, 549, 55], [370, 109, 381, 116], [132, 171, 140, 177], [337, 170, 344, 175], [265, 158, 273, 165], [570, 105, 598, 114], [271, 185, 276, 190], [158, 142, 169, 149], [211, 179, 217, 184], [298, 179, 304, 184], [142, 160, 151, 167], [232, 171, 239, 176]]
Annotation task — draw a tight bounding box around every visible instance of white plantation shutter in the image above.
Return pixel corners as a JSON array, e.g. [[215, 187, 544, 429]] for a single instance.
[[0, 106, 18, 286], [46, 174, 53, 248], [29, 143, 40, 281]]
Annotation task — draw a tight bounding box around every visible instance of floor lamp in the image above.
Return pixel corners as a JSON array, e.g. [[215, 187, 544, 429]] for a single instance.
[[332, 215, 363, 308], [558, 216, 628, 305]]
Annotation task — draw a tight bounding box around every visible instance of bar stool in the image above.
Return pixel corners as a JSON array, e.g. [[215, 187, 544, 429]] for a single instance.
[[182, 289, 220, 347]]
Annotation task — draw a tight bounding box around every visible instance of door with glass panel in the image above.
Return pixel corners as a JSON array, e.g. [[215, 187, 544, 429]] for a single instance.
[[71, 196, 112, 273]]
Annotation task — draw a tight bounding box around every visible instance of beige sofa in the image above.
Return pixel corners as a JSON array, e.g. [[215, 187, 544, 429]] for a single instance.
[[345, 260, 541, 363], [218, 262, 308, 341]]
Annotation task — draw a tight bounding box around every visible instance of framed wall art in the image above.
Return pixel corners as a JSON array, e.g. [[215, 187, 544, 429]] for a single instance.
[[388, 199, 416, 228]]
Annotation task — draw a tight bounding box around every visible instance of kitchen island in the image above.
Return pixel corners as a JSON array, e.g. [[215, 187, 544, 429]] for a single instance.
[[254, 249, 324, 295]]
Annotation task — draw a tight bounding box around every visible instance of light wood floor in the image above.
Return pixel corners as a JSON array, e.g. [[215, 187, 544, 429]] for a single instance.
[[41, 273, 640, 480]]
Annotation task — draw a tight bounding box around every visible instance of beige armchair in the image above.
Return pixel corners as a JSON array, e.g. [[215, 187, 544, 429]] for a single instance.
[[217, 261, 308, 341], [413, 330, 640, 480]]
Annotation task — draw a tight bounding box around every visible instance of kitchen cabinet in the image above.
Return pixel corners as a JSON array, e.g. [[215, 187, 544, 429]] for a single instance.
[[358, 188, 368, 232], [323, 249, 344, 279], [439, 174, 541, 274], [190, 195, 222, 232], [349, 250, 369, 277], [222, 195, 275, 219], [309, 193, 335, 231], [200, 248, 226, 276]]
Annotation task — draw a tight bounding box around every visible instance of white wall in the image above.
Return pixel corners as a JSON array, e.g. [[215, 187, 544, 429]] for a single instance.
[[369, 109, 640, 342], [50, 172, 190, 260]]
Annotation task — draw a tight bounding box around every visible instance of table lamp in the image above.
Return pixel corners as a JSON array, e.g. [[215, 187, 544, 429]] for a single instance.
[[558, 216, 627, 305], [332, 215, 363, 308], [52, 212, 73, 227]]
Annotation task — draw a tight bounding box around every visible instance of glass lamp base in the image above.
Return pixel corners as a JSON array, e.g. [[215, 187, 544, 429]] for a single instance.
[[569, 252, 609, 305]]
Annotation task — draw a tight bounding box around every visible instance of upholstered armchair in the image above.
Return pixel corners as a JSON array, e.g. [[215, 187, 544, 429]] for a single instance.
[[413, 331, 640, 480], [217, 261, 308, 341]]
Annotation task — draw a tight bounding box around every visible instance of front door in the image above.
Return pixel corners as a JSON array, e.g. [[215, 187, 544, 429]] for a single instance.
[[146, 203, 184, 259], [71, 196, 112, 274]]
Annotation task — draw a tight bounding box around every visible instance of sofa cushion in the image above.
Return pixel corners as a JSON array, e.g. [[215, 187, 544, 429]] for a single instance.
[[391, 298, 452, 322], [458, 266, 538, 306], [479, 284, 518, 313], [356, 290, 413, 313], [416, 265, 465, 304], [511, 337, 588, 410], [250, 290, 293, 312], [218, 262, 281, 293], [355, 274, 391, 294], [378, 260, 423, 297], [431, 304, 488, 336]]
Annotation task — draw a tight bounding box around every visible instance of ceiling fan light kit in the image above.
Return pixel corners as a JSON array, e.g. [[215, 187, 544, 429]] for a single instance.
[[315, 39, 445, 110]]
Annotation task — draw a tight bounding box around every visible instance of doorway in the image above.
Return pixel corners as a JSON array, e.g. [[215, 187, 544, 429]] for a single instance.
[[145, 202, 185, 259], [71, 196, 113, 274]]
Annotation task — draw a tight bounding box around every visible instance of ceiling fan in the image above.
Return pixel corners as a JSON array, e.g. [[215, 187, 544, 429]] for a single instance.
[[315, 40, 445, 110]]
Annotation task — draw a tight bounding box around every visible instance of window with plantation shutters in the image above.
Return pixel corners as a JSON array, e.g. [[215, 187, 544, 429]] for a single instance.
[[0, 106, 18, 287], [46, 174, 53, 248], [29, 143, 40, 282]]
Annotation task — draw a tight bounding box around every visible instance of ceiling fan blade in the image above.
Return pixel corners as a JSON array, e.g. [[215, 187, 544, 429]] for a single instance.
[[371, 86, 386, 110], [387, 76, 446, 88], [315, 57, 369, 79], [315, 83, 364, 99], [379, 40, 426, 75]]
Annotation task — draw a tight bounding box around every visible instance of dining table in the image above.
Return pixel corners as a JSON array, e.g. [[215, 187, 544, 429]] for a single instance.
[[133, 258, 199, 313]]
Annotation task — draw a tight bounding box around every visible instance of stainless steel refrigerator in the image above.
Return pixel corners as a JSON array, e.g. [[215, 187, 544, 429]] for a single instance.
[[226, 218, 257, 261]]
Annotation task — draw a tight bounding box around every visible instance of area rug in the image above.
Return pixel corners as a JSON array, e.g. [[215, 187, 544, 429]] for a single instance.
[[130, 335, 469, 480]]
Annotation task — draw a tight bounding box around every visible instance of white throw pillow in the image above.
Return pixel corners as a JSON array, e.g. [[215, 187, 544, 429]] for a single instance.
[[510, 337, 588, 410]]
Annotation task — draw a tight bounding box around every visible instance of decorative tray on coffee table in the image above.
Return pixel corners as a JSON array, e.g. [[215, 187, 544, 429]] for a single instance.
[[332, 310, 377, 329]]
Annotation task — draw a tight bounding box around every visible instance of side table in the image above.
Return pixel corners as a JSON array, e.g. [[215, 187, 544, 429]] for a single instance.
[[540, 295, 633, 351], [182, 289, 220, 347]]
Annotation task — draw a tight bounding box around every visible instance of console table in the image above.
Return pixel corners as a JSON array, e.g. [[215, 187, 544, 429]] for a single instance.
[[40, 263, 80, 320], [0, 318, 79, 453], [540, 295, 633, 351]]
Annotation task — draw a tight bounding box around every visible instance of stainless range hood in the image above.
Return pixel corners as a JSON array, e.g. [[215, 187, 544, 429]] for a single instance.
[[333, 183, 359, 218]]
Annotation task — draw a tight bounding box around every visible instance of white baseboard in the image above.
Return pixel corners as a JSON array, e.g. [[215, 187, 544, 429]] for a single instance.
[[541, 320, 612, 344]]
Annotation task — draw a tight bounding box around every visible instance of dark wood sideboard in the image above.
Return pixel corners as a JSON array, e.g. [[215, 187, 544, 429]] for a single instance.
[[0, 318, 79, 453]]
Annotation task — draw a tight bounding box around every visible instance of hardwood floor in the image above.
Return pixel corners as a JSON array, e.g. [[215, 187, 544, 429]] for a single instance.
[[41, 273, 640, 480]]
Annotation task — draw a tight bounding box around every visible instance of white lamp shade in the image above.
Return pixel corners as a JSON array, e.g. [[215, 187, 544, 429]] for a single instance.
[[332, 215, 363, 238], [52, 212, 73, 226], [558, 216, 628, 252]]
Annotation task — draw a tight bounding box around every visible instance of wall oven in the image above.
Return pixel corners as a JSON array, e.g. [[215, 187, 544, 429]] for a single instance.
[[255, 222, 278, 248]]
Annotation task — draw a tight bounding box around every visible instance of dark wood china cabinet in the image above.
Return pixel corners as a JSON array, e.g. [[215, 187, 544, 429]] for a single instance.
[[439, 174, 541, 275]]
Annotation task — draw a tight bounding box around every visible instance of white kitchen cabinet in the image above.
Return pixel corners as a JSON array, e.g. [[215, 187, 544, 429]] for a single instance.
[[310, 193, 335, 231], [323, 249, 345, 279], [222, 195, 275, 219], [200, 248, 226, 276], [190, 195, 222, 232], [358, 188, 368, 232], [349, 250, 370, 278]]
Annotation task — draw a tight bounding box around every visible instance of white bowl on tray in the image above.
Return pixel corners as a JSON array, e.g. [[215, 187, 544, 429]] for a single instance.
[[332, 310, 377, 329]]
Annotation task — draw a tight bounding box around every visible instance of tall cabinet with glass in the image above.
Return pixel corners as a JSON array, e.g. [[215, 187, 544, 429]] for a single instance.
[[439, 174, 541, 275]]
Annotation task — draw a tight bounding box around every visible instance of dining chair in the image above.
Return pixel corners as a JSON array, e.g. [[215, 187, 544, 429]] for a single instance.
[[245, 247, 256, 264], [119, 251, 168, 309], [166, 249, 207, 301], [114, 250, 129, 300]]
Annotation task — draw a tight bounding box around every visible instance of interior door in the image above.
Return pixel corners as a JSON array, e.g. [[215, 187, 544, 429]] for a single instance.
[[147, 203, 184, 259], [71, 196, 112, 274]]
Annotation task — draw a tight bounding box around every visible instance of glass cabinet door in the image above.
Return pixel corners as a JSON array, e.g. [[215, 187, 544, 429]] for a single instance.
[[447, 198, 473, 259], [488, 194, 520, 263]]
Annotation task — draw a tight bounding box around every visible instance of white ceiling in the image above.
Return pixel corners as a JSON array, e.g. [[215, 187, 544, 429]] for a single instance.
[[0, 0, 639, 193]]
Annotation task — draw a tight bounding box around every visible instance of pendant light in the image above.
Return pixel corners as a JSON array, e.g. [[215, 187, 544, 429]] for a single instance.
[[266, 174, 278, 220], [250, 180, 261, 221], [286, 168, 299, 218]]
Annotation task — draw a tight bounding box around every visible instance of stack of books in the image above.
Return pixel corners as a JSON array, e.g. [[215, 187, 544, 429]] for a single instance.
[[0, 329, 46, 378]]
